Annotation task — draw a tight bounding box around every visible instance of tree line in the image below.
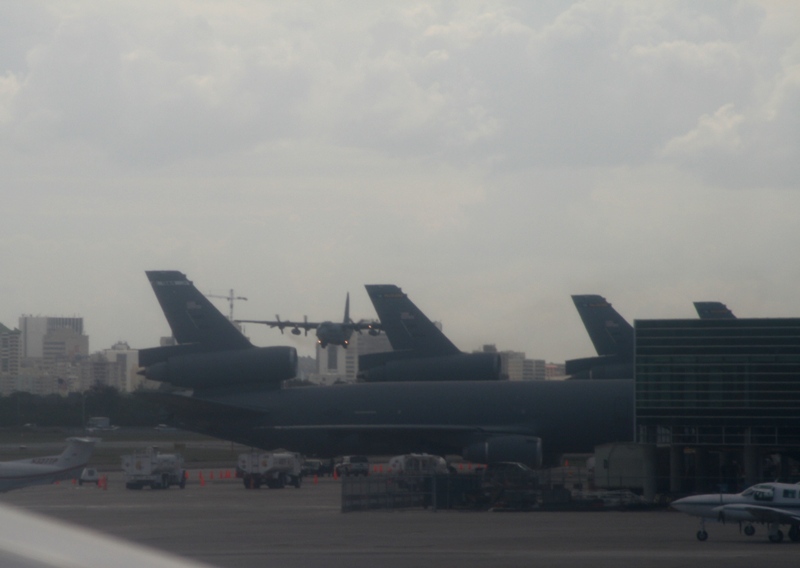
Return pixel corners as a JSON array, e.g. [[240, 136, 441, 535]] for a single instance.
[[0, 384, 162, 428]]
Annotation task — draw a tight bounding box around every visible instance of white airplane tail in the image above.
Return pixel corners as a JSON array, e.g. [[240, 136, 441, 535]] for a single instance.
[[53, 437, 97, 470]]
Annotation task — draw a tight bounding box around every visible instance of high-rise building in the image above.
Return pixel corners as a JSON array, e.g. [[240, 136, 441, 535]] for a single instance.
[[102, 341, 141, 392], [478, 345, 546, 381], [19, 316, 87, 361], [313, 330, 393, 383], [0, 322, 21, 395]]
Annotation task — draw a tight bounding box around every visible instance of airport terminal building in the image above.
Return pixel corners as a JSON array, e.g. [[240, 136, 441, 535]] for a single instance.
[[633, 317, 800, 494]]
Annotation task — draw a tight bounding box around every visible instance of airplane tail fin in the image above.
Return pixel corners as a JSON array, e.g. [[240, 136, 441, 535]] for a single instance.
[[365, 285, 460, 355], [694, 301, 736, 319], [145, 271, 252, 350], [344, 292, 352, 324], [571, 295, 633, 357], [54, 437, 97, 469]]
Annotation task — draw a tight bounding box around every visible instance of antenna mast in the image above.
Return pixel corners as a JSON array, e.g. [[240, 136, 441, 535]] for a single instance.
[[208, 289, 248, 321]]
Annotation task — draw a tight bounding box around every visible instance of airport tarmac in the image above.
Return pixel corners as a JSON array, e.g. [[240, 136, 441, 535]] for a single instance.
[[2, 471, 800, 568]]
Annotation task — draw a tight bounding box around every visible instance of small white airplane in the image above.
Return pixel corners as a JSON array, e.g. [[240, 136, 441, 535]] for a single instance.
[[672, 482, 800, 543], [0, 437, 98, 493]]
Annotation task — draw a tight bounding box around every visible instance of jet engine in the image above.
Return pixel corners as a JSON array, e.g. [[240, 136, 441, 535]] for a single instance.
[[358, 352, 502, 383], [141, 346, 297, 390], [462, 436, 543, 468]]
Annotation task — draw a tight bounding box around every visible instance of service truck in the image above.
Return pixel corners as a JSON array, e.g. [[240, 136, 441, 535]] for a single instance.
[[121, 447, 186, 490], [239, 451, 302, 489]]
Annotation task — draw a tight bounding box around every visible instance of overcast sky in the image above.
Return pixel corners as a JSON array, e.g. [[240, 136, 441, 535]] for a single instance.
[[2, 1, 799, 363]]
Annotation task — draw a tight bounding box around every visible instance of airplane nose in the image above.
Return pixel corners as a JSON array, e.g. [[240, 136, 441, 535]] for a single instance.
[[671, 495, 709, 515], [671, 496, 692, 513]]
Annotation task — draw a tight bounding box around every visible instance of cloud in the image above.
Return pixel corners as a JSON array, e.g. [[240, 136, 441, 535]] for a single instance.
[[2, 1, 800, 363]]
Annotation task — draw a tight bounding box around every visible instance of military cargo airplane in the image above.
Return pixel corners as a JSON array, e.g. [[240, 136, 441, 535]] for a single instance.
[[672, 482, 800, 543], [358, 284, 502, 383], [138, 271, 634, 468], [0, 437, 97, 492], [237, 293, 380, 348]]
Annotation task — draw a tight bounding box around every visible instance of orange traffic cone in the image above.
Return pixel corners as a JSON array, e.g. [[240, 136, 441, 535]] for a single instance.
[[313, 474, 318, 485]]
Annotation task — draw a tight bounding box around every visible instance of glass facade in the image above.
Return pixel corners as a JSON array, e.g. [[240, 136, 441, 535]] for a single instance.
[[635, 318, 800, 446]]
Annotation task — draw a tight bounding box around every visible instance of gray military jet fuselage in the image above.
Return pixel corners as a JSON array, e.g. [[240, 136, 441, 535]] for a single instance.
[[145, 377, 633, 466]]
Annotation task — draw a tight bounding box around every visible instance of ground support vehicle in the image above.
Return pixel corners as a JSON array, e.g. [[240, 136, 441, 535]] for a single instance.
[[239, 452, 302, 489], [335, 455, 369, 477], [79, 467, 100, 486], [121, 448, 186, 490]]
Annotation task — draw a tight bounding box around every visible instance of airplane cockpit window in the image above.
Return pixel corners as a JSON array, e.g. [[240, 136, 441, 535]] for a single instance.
[[783, 489, 797, 499], [753, 488, 774, 501]]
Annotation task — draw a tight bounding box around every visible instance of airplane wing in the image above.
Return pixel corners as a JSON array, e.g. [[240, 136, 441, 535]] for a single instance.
[[263, 424, 533, 435], [717, 504, 800, 525], [0, 502, 212, 568], [343, 321, 382, 333], [237, 319, 320, 332]]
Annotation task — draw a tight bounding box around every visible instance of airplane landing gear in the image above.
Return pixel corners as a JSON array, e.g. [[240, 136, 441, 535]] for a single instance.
[[696, 518, 709, 541], [744, 524, 755, 537], [768, 529, 784, 543]]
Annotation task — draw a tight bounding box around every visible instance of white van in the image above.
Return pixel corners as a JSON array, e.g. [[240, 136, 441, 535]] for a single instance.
[[387, 454, 449, 476]]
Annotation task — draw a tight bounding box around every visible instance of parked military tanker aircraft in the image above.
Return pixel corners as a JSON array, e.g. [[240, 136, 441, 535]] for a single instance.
[[138, 271, 634, 467], [672, 482, 800, 543], [694, 301, 736, 319], [0, 437, 97, 492], [358, 284, 503, 383], [565, 295, 634, 380], [237, 293, 380, 348]]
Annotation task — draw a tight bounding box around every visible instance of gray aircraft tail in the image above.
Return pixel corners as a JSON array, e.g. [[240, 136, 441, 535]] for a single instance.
[[145, 271, 252, 350], [364, 285, 460, 355], [54, 437, 97, 470], [571, 295, 633, 357], [694, 301, 736, 319]]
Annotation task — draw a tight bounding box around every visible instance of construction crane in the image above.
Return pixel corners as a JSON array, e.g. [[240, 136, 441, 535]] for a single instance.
[[207, 289, 248, 321]]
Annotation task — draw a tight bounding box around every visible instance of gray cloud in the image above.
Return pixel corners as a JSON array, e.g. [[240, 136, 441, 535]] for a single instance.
[[2, 1, 800, 362]]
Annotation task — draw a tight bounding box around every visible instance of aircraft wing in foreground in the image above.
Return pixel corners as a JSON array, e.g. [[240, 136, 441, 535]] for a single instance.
[[0, 502, 211, 568], [0, 437, 97, 493], [672, 482, 800, 543]]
